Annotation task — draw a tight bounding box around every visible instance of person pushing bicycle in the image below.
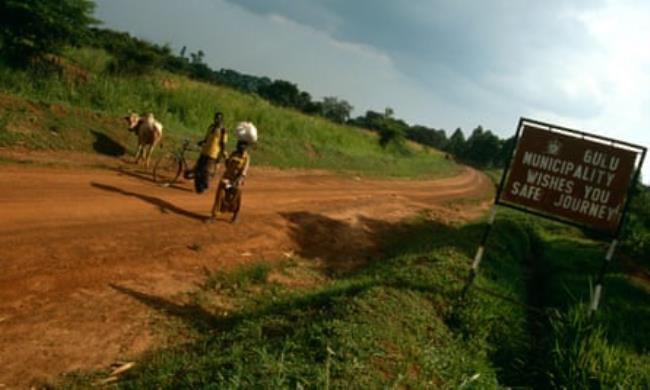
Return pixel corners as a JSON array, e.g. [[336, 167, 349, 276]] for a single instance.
[[209, 140, 251, 223], [209, 122, 257, 223], [189, 111, 228, 193]]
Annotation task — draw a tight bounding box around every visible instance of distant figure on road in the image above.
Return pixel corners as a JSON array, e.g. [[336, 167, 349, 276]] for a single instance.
[[188, 111, 228, 193]]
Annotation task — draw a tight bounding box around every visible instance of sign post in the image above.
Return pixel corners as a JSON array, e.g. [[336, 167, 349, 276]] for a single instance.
[[465, 118, 646, 311]]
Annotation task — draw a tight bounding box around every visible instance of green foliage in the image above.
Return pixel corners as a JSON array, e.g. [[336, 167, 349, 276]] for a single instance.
[[258, 79, 301, 107], [89, 28, 167, 75], [353, 110, 409, 150], [1, 4, 511, 160], [462, 126, 502, 168], [546, 306, 648, 388], [0, 56, 457, 177], [494, 135, 516, 167], [446, 126, 504, 169], [319, 96, 353, 124], [446, 127, 466, 157], [216, 68, 272, 93], [0, 0, 97, 64], [202, 262, 273, 292], [406, 125, 448, 150], [62, 47, 111, 74], [621, 185, 650, 267], [527, 218, 650, 388]]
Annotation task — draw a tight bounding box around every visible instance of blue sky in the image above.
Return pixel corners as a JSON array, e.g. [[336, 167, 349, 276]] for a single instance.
[[94, 0, 650, 180]]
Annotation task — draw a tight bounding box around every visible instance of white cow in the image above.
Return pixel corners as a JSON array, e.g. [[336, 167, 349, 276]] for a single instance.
[[124, 112, 163, 167]]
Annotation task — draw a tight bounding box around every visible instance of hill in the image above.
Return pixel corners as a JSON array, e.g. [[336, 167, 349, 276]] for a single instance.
[[0, 47, 459, 178]]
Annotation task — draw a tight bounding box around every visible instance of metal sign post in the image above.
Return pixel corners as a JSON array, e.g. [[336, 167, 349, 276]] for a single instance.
[[590, 145, 646, 314], [590, 239, 617, 312], [461, 205, 497, 297], [461, 118, 523, 296]]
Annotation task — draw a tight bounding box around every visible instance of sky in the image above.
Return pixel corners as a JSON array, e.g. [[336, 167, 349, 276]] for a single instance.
[[94, 0, 650, 180]]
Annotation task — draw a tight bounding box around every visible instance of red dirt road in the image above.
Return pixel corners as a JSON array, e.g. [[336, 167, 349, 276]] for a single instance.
[[0, 163, 492, 387]]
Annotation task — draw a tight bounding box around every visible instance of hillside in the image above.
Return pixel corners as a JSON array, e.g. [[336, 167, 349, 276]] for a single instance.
[[0, 47, 459, 178]]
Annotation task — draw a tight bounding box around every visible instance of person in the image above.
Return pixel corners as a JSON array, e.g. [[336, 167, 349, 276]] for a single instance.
[[209, 140, 251, 223], [189, 111, 228, 193]]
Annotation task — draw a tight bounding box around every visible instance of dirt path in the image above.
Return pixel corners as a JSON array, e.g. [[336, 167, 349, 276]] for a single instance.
[[0, 161, 493, 387]]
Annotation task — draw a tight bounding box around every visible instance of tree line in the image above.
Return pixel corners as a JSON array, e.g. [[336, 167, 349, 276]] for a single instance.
[[348, 108, 515, 168], [0, 0, 514, 168]]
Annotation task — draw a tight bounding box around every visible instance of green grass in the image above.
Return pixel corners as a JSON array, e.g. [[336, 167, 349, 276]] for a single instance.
[[51, 214, 534, 389], [47, 208, 649, 388], [202, 261, 274, 292], [0, 48, 459, 177], [529, 222, 650, 388]]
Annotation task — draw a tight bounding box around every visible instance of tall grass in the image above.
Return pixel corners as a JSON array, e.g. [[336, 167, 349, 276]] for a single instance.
[[530, 221, 650, 388], [546, 306, 649, 388], [0, 48, 459, 177]]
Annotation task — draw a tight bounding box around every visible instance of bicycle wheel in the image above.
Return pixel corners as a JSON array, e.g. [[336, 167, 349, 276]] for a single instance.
[[153, 152, 182, 186]]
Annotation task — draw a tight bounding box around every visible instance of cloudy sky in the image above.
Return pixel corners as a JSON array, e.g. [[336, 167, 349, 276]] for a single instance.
[[95, 0, 649, 179]]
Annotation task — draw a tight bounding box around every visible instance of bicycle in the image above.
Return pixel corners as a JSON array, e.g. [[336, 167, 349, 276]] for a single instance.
[[152, 139, 193, 186], [211, 178, 243, 223]]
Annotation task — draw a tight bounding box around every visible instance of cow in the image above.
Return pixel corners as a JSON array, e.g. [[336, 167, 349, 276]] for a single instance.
[[124, 112, 163, 168]]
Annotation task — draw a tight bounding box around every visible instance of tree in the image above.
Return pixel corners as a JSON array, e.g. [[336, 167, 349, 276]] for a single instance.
[[258, 80, 301, 107], [406, 125, 447, 150], [463, 126, 501, 167], [320, 97, 353, 123], [0, 0, 97, 64], [495, 135, 516, 167], [446, 128, 466, 157], [190, 50, 205, 65]]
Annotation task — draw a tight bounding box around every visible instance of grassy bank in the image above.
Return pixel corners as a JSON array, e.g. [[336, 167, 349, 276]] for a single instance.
[[0, 48, 458, 177], [47, 209, 650, 388], [51, 212, 535, 389]]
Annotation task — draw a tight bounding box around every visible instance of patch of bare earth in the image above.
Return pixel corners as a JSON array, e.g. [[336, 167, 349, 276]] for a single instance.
[[0, 150, 493, 388]]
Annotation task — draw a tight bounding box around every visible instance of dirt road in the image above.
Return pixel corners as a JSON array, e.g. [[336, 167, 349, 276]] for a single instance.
[[0, 162, 492, 387]]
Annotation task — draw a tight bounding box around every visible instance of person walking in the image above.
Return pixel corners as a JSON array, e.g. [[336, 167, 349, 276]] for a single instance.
[[190, 111, 228, 194]]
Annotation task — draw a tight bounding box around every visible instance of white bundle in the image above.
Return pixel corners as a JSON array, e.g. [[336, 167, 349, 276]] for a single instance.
[[235, 121, 258, 143]]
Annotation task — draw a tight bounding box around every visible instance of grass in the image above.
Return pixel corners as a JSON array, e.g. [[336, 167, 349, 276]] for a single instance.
[[0, 47, 459, 178], [46, 207, 649, 388], [51, 214, 532, 389], [202, 261, 274, 292], [529, 222, 650, 388]]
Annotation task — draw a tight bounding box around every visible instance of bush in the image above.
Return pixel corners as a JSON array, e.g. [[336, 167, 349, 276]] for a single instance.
[[0, 0, 96, 64]]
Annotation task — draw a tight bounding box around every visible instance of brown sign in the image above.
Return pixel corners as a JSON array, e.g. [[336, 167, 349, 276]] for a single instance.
[[499, 125, 638, 235]]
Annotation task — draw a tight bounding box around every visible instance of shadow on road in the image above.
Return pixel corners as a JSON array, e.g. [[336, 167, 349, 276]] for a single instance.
[[109, 284, 218, 331], [90, 130, 126, 157], [91, 182, 206, 221], [109, 280, 378, 334], [112, 167, 193, 193]]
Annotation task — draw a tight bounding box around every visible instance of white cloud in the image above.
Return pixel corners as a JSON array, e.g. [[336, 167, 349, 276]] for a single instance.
[[532, 0, 650, 180]]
